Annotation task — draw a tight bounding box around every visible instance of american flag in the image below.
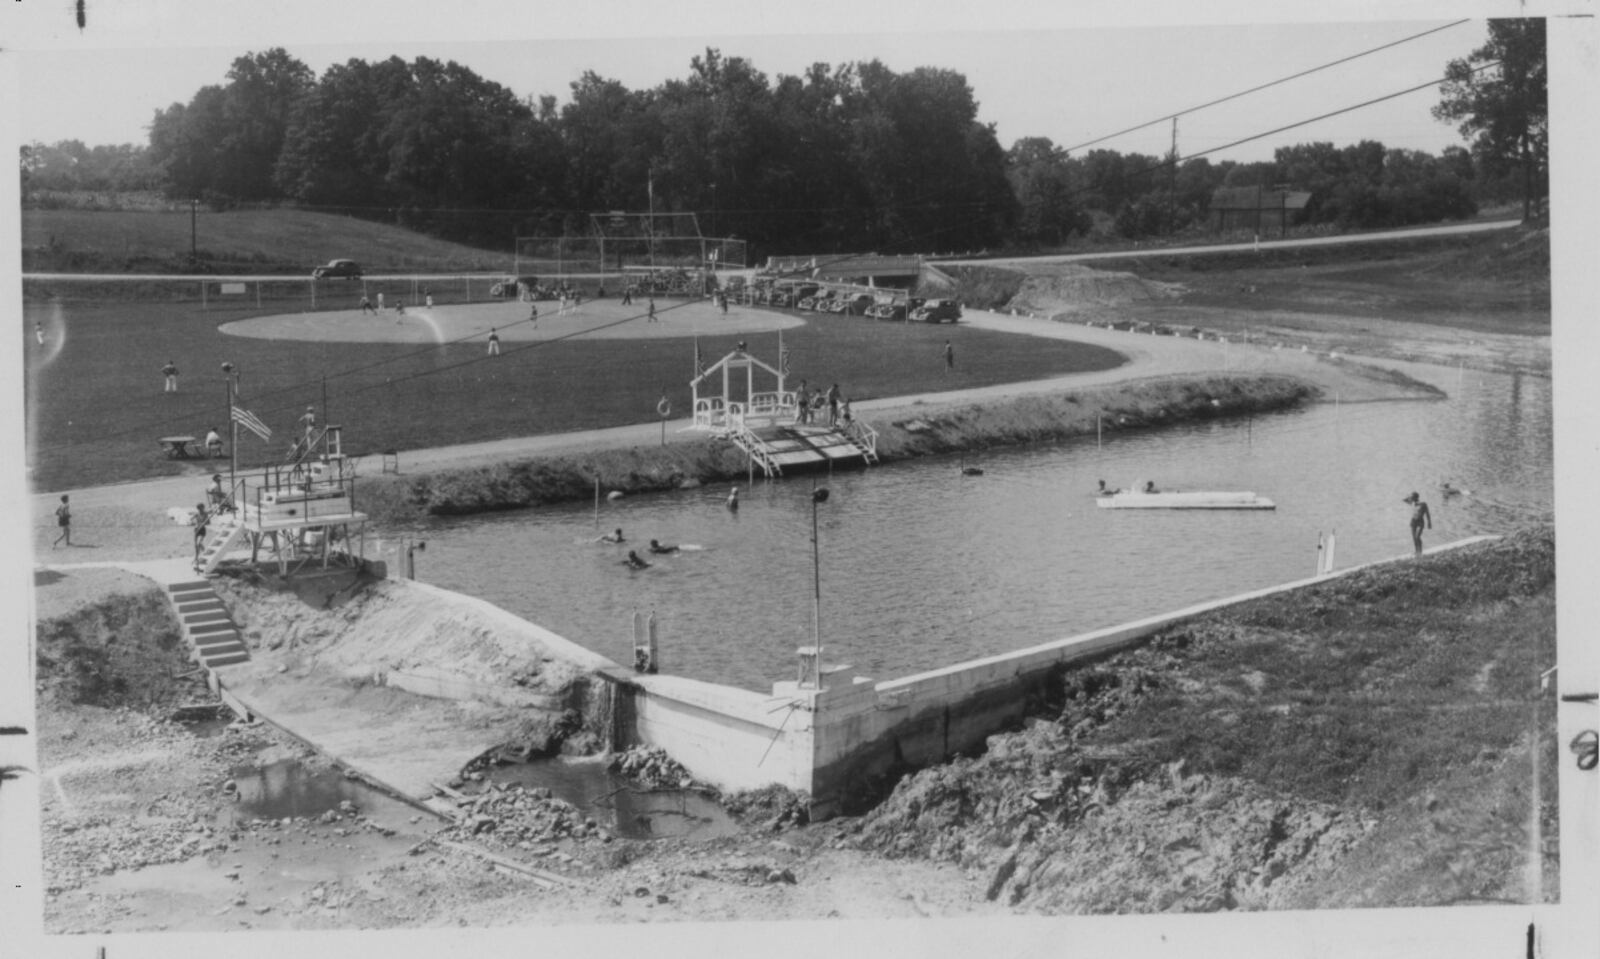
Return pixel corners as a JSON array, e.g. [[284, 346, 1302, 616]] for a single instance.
[[780, 347, 791, 377], [231, 405, 272, 441], [694, 338, 705, 377]]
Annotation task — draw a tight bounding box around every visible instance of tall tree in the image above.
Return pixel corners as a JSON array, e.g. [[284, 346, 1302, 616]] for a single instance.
[[1007, 137, 1090, 246], [1432, 18, 1547, 220]]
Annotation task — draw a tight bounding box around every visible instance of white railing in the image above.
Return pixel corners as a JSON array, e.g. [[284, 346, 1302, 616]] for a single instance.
[[694, 397, 726, 431], [843, 419, 879, 461]]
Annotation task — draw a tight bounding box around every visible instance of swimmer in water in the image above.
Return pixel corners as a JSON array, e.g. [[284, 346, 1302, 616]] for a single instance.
[[598, 528, 625, 544], [1144, 480, 1159, 494], [648, 539, 679, 554], [623, 550, 651, 569], [727, 486, 739, 511]]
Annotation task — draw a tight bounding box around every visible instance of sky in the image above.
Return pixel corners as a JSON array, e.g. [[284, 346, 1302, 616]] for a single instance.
[[11, 14, 1493, 166]]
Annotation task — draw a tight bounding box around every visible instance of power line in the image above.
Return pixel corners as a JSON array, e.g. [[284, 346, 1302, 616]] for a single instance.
[[1063, 19, 1473, 155]]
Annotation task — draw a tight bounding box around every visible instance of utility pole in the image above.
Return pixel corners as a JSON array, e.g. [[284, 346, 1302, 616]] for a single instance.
[[190, 197, 198, 263], [1168, 118, 1179, 236]]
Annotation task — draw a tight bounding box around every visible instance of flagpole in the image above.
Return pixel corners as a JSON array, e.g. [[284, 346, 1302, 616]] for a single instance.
[[228, 376, 237, 490]]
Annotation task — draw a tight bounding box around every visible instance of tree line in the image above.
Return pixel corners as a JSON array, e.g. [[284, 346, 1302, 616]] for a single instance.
[[20, 21, 1546, 258]]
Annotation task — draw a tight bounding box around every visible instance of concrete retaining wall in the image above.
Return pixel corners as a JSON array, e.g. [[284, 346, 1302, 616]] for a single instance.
[[615, 672, 817, 793], [795, 538, 1498, 810]]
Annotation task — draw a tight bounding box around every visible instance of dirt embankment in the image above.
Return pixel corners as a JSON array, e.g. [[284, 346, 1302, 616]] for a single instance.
[[837, 527, 1559, 912], [32, 581, 309, 902], [211, 570, 616, 757], [941, 228, 1550, 376], [32, 525, 1558, 928]]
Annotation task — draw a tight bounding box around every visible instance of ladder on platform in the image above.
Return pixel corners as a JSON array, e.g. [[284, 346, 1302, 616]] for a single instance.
[[730, 424, 782, 478], [194, 513, 246, 574], [841, 420, 879, 464]]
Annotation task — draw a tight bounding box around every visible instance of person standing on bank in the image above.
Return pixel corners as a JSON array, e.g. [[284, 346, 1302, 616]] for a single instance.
[[488, 327, 501, 356], [191, 502, 210, 564], [942, 340, 955, 374], [52, 494, 71, 547], [1404, 491, 1432, 556], [162, 360, 179, 392]]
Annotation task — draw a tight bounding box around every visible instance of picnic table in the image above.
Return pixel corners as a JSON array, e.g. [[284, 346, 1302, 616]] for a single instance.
[[158, 435, 199, 459]]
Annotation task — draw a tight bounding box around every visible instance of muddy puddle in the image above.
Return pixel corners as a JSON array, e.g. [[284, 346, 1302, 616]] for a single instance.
[[479, 756, 739, 841], [224, 758, 424, 831]]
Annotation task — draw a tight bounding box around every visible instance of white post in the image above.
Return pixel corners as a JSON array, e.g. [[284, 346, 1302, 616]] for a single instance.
[[647, 611, 659, 674], [1325, 530, 1336, 574], [1316, 532, 1325, 576]]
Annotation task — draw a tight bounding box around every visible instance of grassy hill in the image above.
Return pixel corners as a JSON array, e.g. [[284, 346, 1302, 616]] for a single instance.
[[22, 207, 512, 275]]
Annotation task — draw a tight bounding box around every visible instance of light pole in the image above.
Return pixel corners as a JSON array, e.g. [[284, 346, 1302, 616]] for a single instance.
[[406, 540, 426, 580], [810, 485, 829, 688]]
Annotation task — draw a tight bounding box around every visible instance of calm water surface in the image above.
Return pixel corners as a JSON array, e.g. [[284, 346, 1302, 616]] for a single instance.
[[399, 363, 1551, 692]]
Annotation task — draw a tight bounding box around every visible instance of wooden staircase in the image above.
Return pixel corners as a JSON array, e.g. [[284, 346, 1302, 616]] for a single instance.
[[194, 512, 246, 575], [165, 580, 250, 669]]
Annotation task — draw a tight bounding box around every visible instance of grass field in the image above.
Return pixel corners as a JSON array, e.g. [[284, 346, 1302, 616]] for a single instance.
[[23, 296, 1124, 491], [23, 207, 512, 274]]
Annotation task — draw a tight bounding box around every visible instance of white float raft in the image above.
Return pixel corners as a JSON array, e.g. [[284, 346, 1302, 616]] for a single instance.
[[1097, 490, 1276, 510]]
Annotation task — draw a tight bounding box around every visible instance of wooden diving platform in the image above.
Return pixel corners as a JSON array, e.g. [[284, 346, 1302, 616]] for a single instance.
[[740, 423, 873, 473]]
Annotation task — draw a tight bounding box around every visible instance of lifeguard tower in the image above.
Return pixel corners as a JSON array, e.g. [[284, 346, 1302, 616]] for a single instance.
[[194, 424, 370, 577], [689, 347, 878, 477]]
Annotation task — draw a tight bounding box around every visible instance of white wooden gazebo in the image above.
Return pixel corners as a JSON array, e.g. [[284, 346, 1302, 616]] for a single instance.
[[690, 348, 794, 434]]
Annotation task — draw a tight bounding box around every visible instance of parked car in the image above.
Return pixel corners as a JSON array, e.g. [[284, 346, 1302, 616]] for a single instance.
[[867, 299, 909, 321], [911, 299, 962, 323], [311, 259, 363, 280]]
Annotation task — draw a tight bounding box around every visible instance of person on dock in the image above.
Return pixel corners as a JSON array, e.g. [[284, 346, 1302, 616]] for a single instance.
[[942, 340, 955, 374], [360, 294, 377, 315], [376, 292, 385, 311], [599, 528, 625, 544], [1404, 491, 1432, 556], [623, 550, 651, 570], [793, 382, 810, 424], [299, 406, 317, 441], [161, 360, 179, 393], [487, 328, 501, 356], [647, 298, 658, 322], [52, 494, 71, 547], [648, 539, 679, 555], [207, 474, 235, 515], [204, 426, 223, 458], [840, 398, 853, 428], [530, 301, 539, 328], [826, 384, 841, 427]]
